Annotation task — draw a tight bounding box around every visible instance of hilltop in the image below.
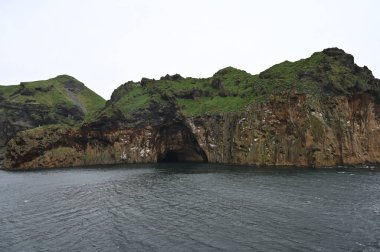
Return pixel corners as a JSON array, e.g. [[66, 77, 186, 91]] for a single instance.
[[87, 48, 379, 129], [0, 75, 105, 161]]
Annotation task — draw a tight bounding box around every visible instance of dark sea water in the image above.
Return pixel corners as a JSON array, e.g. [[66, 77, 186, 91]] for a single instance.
[[1, 164, 380, 252]]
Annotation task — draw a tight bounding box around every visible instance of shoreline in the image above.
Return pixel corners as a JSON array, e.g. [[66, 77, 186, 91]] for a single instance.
[[2, 161, 380, 172]]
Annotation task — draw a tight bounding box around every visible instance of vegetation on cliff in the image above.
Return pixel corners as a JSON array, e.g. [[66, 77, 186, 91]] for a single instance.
[[88, 48, 379, 128]]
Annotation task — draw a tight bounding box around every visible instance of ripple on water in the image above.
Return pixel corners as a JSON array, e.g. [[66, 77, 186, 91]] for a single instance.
[[0, 164, 379, 251]]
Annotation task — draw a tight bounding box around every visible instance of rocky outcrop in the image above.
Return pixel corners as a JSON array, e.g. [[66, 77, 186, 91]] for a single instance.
[[4, 48, 380, 169]]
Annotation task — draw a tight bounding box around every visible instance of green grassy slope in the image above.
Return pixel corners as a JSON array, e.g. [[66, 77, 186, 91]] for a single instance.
[[0, 75, 105, 123], [89, 48, 379, 124]]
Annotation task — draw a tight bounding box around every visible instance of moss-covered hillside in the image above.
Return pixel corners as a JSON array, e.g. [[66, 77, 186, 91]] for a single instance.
[[0, 75, 105, 160], [88, 48, 379, 128]]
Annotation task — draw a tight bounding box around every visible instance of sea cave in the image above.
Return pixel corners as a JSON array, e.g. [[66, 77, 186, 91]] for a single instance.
[[156, 123, 208, 163]]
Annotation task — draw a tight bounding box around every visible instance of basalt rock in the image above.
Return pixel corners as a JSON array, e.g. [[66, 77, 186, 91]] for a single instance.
[[4, 48, 380, 169]]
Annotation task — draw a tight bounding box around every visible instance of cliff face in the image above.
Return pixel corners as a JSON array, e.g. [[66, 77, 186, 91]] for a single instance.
[[194, 93, 380, 166], [5, 93, 380, 169], [4, 48, 380, 169]]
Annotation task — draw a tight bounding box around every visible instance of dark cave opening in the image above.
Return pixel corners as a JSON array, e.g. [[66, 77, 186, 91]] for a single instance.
[[157, 148, 208, 163], [156, 123, 208, 163], [160, 150, 179, 162]]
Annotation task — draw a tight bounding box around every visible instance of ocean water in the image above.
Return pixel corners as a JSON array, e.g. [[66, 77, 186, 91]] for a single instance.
[[0, 163, 379, 252]]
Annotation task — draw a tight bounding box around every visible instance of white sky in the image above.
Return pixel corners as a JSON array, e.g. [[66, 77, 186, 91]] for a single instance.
[[1, 0, 379, 99]]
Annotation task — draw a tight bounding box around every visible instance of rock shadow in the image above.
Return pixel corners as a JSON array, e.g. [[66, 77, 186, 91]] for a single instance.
[[156, 123, 208, 163]]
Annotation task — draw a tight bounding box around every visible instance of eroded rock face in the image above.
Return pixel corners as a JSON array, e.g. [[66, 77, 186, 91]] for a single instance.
[[5, 93, 380, 169], [191, 94, 380, 167]]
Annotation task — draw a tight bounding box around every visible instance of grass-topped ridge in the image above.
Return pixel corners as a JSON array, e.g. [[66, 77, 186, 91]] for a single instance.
[[0, 75, 106, 126], [87, 48, 380, 124]]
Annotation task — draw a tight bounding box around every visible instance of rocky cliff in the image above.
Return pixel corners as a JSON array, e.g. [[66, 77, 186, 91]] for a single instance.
[[4, 48, 380, 169], [0, 75, 105, 164]]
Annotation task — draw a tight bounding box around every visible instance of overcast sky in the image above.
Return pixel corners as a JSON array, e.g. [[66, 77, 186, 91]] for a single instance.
[[1, 0, 379, 99]]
